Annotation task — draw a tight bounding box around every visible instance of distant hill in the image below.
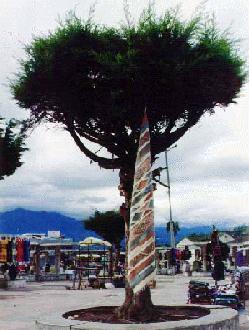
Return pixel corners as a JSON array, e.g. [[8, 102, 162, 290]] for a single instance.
[[0, 208, 94, 241], [0, 208, 217, 244], [155, 225, 213, 246]]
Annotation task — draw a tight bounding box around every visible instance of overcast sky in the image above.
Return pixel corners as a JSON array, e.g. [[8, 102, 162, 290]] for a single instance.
[[0, 0, 249, 228]]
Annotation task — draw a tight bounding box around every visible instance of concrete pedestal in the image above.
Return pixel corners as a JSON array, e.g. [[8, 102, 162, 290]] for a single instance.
[[36, 305, 239, 330]]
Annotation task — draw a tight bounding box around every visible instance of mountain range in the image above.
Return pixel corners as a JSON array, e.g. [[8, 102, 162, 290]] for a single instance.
[[0, 208, 219, 244], [0, 208, 94, 241]]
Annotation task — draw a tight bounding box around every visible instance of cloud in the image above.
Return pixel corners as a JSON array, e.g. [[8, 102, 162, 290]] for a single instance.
[[0, 1, 249, 227], [0, 125, 122, 218], [153, 83, 249, 226]]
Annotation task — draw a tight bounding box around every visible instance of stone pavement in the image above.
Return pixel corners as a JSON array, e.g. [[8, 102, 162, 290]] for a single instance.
[[0, 275, 247, 329], [238, 307, 249, 330]]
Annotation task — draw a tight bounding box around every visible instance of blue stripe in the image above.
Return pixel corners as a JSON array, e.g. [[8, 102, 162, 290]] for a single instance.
[[130, 264, 155, 289], [141, 122, 149, 132], [137, 143, 150, 162], [131, 186, 152, 209]]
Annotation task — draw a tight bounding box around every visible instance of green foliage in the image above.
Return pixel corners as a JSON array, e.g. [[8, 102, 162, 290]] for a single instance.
[[233, 225, 249, 236], [166, 220, 180, 235], [84, 210, 125, 247], [188, 233, 210, 242], [11, 9, 246, 170], [0, 119, 27, 179]]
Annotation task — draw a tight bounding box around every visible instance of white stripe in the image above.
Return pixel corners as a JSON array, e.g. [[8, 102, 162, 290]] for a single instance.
[[128, 249, 155, 276], [130, 209, 153, 228], [131, 187, 152, 206], [128, 256, 153, 277], [128, 236, 154, 260], [131, 203, 152, 217], [139, 129, 149, 142], [133, 270, 156, 294], [135, 141, 150, 167]]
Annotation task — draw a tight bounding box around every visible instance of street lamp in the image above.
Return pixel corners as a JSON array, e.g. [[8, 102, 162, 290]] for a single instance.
[[152, 145, 177, 250], [165, 145, 177, 249]]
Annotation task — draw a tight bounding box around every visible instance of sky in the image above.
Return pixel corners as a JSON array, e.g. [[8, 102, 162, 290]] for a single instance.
[[0, 0, 249, 227]]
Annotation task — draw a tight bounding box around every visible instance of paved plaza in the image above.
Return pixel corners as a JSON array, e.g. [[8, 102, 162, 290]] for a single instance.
[[0, 275, 248, 329]]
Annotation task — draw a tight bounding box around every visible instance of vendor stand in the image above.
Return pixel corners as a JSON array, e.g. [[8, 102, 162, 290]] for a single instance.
[[73, 237, 112, 289]]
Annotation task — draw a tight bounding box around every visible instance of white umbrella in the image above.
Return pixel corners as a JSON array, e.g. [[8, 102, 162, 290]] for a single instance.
[[79, 236, 111, 247], [79, 237, 111, 281], [76, 253, 101, 258]]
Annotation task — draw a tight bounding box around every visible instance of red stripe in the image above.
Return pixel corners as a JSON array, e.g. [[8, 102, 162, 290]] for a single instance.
[[129, 254, 155, 280], [129, 229, 154, 252], [131, 211, 153, 237], [129, 241, 155, 268]]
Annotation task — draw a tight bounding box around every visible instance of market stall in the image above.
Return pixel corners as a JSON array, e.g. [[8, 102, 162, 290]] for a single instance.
[[72, 237, 112, 289]]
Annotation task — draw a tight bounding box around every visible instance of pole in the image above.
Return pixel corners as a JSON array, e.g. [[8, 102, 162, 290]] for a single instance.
[[165, 149, 175, 249], [103, 245, 106, 283], [87, 244, 89, 280]]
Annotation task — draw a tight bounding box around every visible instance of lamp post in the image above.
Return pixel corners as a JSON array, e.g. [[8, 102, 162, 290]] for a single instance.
[[165, 145, 177, 249], [152, 145, 177, 273]]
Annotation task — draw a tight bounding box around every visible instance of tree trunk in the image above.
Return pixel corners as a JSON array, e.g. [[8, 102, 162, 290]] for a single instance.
[[116, 169, 154, 322], [117, 286, 155, 322]]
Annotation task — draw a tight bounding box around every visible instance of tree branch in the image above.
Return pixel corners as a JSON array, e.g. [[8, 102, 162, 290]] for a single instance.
[[152, 113, 202, 156], [75, 125, 129, 160], [67, 124, 122, 169]]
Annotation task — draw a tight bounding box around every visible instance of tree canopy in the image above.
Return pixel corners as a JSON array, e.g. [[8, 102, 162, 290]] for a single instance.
[[233, 225, 249, 236], [187, 233, 210, 242], [0, 119, 27, 180], [84, 210, 125, 247], [11, 10, 246, 172], [166, 220, 180, 235]]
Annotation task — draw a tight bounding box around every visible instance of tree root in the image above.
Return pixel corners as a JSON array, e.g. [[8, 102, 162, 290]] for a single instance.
[[116, 286, 157, 322]]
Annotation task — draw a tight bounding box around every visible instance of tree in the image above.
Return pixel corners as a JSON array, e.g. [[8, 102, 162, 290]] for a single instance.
[[233, 225, 249, 237], [166, 220, 180, 236], [166, 220, 180, 249], [187, 233, 210, 242], [0, 119, 27, 180], [84, 210, 125, 274], [11, 9, 246, 321]]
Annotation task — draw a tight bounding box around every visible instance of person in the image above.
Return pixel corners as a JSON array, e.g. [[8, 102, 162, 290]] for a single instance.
[[30, 264, 35, 275], [1, 262, 9, 274], [9, 263, 18, 281], [176, 260, 181, 274], [45, 263, 50, 273], [119, 262, 125, 276], [116, 261, 122, 274], [25, 264, 30, 274]]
